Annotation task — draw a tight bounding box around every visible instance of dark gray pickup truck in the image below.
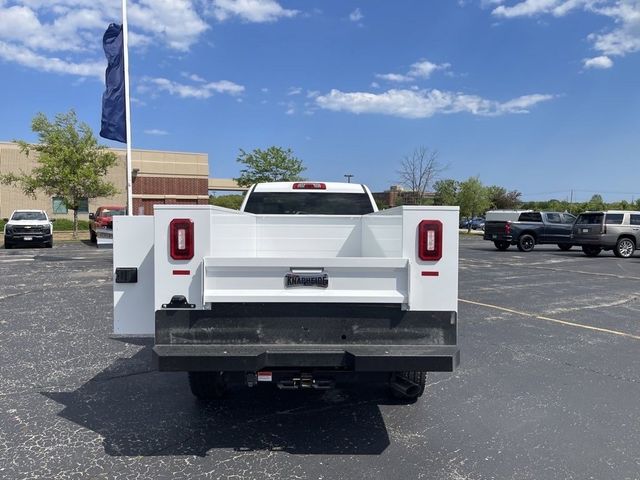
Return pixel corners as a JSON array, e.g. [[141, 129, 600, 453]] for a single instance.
[[483, 211, 576, 252]]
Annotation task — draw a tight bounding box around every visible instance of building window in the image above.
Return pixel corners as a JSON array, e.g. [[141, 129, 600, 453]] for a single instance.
[[78, 198, 89, 213], [52, 197, 68, 214], [52, 197, 89, 213]]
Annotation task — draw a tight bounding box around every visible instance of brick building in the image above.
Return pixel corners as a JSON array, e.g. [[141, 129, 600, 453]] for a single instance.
[[373, 185, 435, 208], [0, 142, 209, 218]]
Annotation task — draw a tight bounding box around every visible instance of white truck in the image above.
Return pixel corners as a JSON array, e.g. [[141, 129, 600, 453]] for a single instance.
[[3, 209, 54, 249], [113, 182, 459, 401]]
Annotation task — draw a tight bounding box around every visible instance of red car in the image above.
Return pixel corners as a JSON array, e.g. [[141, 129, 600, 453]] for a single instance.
[[89, 205, 126, 242]]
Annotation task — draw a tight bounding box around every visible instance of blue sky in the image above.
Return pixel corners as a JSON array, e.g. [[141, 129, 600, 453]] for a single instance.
[[0, 0, 639, 202]]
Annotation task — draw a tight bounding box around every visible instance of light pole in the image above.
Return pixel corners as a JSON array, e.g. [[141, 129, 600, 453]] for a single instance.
[[344, 174, 354, 183]]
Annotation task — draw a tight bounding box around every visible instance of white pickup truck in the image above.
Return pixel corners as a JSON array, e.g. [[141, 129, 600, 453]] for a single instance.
[[113, 182, 459, 401]]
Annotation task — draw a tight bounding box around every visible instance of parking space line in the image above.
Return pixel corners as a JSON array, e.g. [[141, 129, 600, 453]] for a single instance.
[[459, 298, 640, 341], [460, 257, 640, 281]]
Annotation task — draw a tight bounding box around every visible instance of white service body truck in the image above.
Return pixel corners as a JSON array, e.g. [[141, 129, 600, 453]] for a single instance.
[[113, 182, 459, 401]]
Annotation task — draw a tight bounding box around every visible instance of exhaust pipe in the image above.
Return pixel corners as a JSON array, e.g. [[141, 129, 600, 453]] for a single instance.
[[390, 375, 421, 398]]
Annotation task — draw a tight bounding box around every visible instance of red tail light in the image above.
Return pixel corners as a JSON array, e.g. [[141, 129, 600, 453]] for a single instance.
[[170, 218, 194, 260], [505, 222, 511, 235], [418, 220, 442, 261], [293, 182, 326, 190]]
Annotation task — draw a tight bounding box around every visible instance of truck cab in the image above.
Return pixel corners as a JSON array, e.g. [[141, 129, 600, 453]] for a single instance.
[[113, 182, 459, 402]]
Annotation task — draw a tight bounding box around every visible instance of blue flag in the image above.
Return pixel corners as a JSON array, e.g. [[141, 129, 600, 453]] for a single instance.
[[100, 23, 126, 143]]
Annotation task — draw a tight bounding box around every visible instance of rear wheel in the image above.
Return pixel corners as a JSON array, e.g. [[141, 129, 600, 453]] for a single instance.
[[557, 243, 573, 251], [188, 371, 227, 400], [494, 241, 510, 251], [614, 238, 635, 258], [389, 371, 426, 403], [517, 234, 535, 252], [582, 245, 602, 257]]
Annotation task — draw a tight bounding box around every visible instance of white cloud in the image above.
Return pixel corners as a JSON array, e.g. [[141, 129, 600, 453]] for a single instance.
[[0, 1, 210, 78], [375, 58, 451, 83], [128, 0, 208, 51], [490, 0, 594, 18], [408, 60, 451, 78], [144, 77, 245, 99], [0, 40, 103, 78], [287, 86, 302, 95], [375, 72, 413, 82], [181, 72, 207, 82], [210, 0, 298, 23], [349, 8, 363, 22], [583, 55, 614, 68], [315, 88, 554, 118], [144, 128, 168, 135], [490, 0, 640, 64]]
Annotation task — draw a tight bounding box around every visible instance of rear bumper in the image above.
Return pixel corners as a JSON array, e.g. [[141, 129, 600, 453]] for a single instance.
[[484, 234, 512, 242], [154, 304, 459, 373]]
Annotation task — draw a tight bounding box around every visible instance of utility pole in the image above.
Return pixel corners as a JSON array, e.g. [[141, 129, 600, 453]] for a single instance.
[[344, 174, 354, 183]]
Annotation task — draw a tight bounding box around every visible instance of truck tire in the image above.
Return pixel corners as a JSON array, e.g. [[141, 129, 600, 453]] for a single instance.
[[494, 241, 510, 251], [613, 237, 635, 258], [188, 371, 227, 400], [517, 234, 535, 252], [582, 246, 602, 257], [389, 371, 426, 402], [557, 244, 573, 251]]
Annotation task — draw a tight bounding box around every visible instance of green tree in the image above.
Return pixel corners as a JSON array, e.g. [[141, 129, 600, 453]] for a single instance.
[[209, 194, 244, 210], [487, 185, 522, 209], [234, 146, 305, 187], [433, 179, 459, 206], [1, 110, 118, 238], [586, 194, 605, 211], [458, 176, 490, 231]]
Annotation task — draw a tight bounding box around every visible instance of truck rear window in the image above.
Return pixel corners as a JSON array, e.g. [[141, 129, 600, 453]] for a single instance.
[[576, 213, 604, 225], [244, 192, 375, 215]]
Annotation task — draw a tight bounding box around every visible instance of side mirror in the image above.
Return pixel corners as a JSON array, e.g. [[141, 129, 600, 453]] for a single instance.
[[2, 218, 7, 222], [88, 213, 95, 220], [50, 219, 56, 223]]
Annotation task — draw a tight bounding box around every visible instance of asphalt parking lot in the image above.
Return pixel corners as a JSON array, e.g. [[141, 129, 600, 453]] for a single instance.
[[1, 237, 639, 480]]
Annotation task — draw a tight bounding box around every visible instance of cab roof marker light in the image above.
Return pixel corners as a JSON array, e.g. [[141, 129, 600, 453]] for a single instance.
[[292, 182, 327, 190]]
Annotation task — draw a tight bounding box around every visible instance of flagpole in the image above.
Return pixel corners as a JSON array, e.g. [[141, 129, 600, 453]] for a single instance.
[[121, 0, 133, 216]]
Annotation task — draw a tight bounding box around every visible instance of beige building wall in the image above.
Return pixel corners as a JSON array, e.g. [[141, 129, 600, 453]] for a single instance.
[[0, 142, 209, 219]]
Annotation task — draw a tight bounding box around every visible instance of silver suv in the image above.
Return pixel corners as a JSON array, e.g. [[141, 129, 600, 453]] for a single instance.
[[572, 211, 640, 258]]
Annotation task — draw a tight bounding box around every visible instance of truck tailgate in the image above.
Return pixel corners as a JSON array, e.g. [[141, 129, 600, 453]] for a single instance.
[[203, 256, 408, 304]]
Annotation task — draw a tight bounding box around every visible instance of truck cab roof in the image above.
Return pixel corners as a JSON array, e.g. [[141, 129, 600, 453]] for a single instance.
[[252, 181, 367, 194]]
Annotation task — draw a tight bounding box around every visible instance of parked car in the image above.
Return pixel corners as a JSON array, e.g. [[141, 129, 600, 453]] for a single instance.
[[571, 210, 640, 258], [89, 205, 126, 243], [459, 217, 485, 230], [3, 209, 53, 249], [484, 211, 576, 252]]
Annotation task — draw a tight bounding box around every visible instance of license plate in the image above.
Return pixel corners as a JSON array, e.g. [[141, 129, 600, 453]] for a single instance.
[[492, 234, 497, 239], [582, 229, 589, 233], [24, 236, 32, 241], [285, 272, 329, 288]]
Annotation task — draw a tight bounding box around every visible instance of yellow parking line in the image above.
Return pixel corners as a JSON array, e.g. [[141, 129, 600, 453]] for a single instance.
[[459, 298, 640, 341]]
